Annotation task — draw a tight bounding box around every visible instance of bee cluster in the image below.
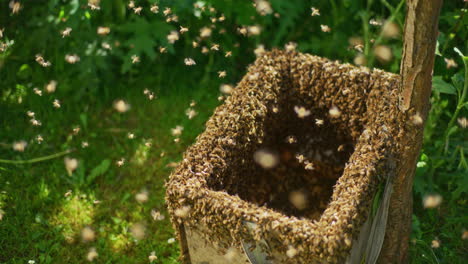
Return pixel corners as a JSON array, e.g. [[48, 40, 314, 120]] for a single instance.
[[166, 49, 407, 263]]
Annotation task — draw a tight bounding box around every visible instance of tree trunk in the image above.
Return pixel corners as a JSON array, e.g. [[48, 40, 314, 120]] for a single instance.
[[378, 0, 443, 263]]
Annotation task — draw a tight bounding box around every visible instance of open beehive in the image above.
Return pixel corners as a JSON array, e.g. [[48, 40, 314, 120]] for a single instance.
[[166, 50, 407, 263]]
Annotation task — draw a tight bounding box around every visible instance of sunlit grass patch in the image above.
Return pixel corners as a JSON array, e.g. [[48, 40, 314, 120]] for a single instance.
[[132, 139, 152, 166], [49, 191, 96, 244]]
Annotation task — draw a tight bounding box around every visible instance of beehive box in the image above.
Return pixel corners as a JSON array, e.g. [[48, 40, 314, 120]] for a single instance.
[[166, 50, 407, 263]]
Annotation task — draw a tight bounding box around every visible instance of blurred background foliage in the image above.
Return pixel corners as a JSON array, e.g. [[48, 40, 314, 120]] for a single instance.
[[0, 0, 467, 263]]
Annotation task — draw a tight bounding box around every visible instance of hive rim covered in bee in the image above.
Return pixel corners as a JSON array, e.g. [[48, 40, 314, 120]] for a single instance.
[[165, 49, 407, 263]]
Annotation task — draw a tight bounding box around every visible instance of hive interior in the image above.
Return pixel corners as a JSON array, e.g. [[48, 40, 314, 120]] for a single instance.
[[208, 90, 364, 221]]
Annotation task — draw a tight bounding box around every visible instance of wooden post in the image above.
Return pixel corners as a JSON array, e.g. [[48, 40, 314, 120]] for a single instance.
[[379, 0, 443, 263]]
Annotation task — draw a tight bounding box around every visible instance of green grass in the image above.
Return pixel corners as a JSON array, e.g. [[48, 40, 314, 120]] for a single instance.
[[0, 85, 220, 263]]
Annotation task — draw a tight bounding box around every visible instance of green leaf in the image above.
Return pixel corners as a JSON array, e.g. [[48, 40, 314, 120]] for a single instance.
[[414, 166, 428, 196], [80, 113, 88, 131], [458, 148, 467, 170], [434, 41, 442, 56], [454, 47, 466, 59], [447, 125, 458, 137], [270, 0, 304, 46], [411, 214, 422, 239], [432, 76, 456, 95], [451, 72, 464, 92], [452, 171, 468, 200], [17, 64, 31, 79], [371, 181, 384, 218], [87, 159, 111, 184]]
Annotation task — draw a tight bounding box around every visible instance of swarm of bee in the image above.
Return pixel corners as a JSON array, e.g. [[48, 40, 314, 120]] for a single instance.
[[166, 49, 408, 263]]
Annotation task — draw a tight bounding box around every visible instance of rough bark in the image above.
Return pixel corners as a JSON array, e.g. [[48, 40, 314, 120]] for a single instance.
[[378, 0, 443, 263]]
